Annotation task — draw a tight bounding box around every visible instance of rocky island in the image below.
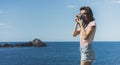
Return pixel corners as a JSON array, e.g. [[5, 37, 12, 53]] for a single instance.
[[0, 38, 47, 48]]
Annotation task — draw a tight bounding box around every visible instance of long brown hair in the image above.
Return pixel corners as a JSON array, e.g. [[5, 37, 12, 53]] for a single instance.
[[80, 6, 95, 28]]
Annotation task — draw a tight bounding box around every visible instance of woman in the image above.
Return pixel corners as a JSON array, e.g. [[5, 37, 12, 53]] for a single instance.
[[73, 6, 96, 65]]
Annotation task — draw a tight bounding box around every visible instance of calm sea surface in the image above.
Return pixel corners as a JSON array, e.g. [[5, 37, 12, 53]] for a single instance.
[[0, 42, 120, 65]]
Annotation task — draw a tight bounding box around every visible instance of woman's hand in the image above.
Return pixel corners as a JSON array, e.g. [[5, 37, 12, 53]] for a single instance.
[[75, 17, 82, 26]]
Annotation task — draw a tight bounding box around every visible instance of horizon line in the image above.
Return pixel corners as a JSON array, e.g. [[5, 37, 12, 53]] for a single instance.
[[0, 41, 120, 42]]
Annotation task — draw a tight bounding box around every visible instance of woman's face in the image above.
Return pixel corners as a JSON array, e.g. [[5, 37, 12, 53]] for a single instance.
[[80, 10, 88, 21]]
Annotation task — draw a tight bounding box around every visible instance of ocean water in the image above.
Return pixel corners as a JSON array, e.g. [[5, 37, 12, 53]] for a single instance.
[[0, 42, 120, 65]]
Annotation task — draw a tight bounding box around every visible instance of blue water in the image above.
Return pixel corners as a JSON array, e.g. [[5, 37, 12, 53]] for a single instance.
[[0, 42, 120, 65]]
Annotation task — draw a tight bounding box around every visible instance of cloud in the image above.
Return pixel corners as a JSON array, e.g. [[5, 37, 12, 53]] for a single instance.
[[0, 23, 11, 29], [112, 0, 120, 3], [67, 5, 76, 9], [0, 23, 5, 26]]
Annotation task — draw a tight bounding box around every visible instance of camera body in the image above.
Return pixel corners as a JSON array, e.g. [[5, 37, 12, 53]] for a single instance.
[[76, 14, 82, 20], [75, 14, 84, 24]]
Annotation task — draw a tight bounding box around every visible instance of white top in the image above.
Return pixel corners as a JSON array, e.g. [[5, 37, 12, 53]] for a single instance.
[[80, 21, 96, 46]]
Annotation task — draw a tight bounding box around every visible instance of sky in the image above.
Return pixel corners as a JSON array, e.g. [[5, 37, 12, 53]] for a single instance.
[[0, 0, 120, 42]]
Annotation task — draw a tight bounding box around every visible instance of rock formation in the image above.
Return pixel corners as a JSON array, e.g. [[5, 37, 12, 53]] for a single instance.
[[0, 38, 47, 48]]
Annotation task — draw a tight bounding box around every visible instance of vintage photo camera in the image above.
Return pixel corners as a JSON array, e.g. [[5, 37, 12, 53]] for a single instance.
[[76, 14, 82, 20]]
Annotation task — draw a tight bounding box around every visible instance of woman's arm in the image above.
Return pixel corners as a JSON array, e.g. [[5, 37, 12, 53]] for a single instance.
[[80, 24, 95, 39], [72, 23, 80, 37], [76, 18, 95, 39]]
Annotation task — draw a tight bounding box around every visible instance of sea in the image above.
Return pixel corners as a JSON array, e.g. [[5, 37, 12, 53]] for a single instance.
[[0, 42, 120, 65]]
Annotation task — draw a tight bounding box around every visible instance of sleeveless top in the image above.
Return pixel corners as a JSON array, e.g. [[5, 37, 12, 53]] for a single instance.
[[80, 21, 96, 46]]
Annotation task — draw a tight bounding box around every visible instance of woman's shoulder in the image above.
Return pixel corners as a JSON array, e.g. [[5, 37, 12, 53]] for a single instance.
[[89, 21, 96, 27]]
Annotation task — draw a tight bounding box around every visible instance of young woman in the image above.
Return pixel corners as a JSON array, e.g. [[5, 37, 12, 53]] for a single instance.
[[73, 6, 96, 65]]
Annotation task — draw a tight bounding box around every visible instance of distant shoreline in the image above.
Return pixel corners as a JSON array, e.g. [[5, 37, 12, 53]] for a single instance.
[[0, 41, 120, 43]]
